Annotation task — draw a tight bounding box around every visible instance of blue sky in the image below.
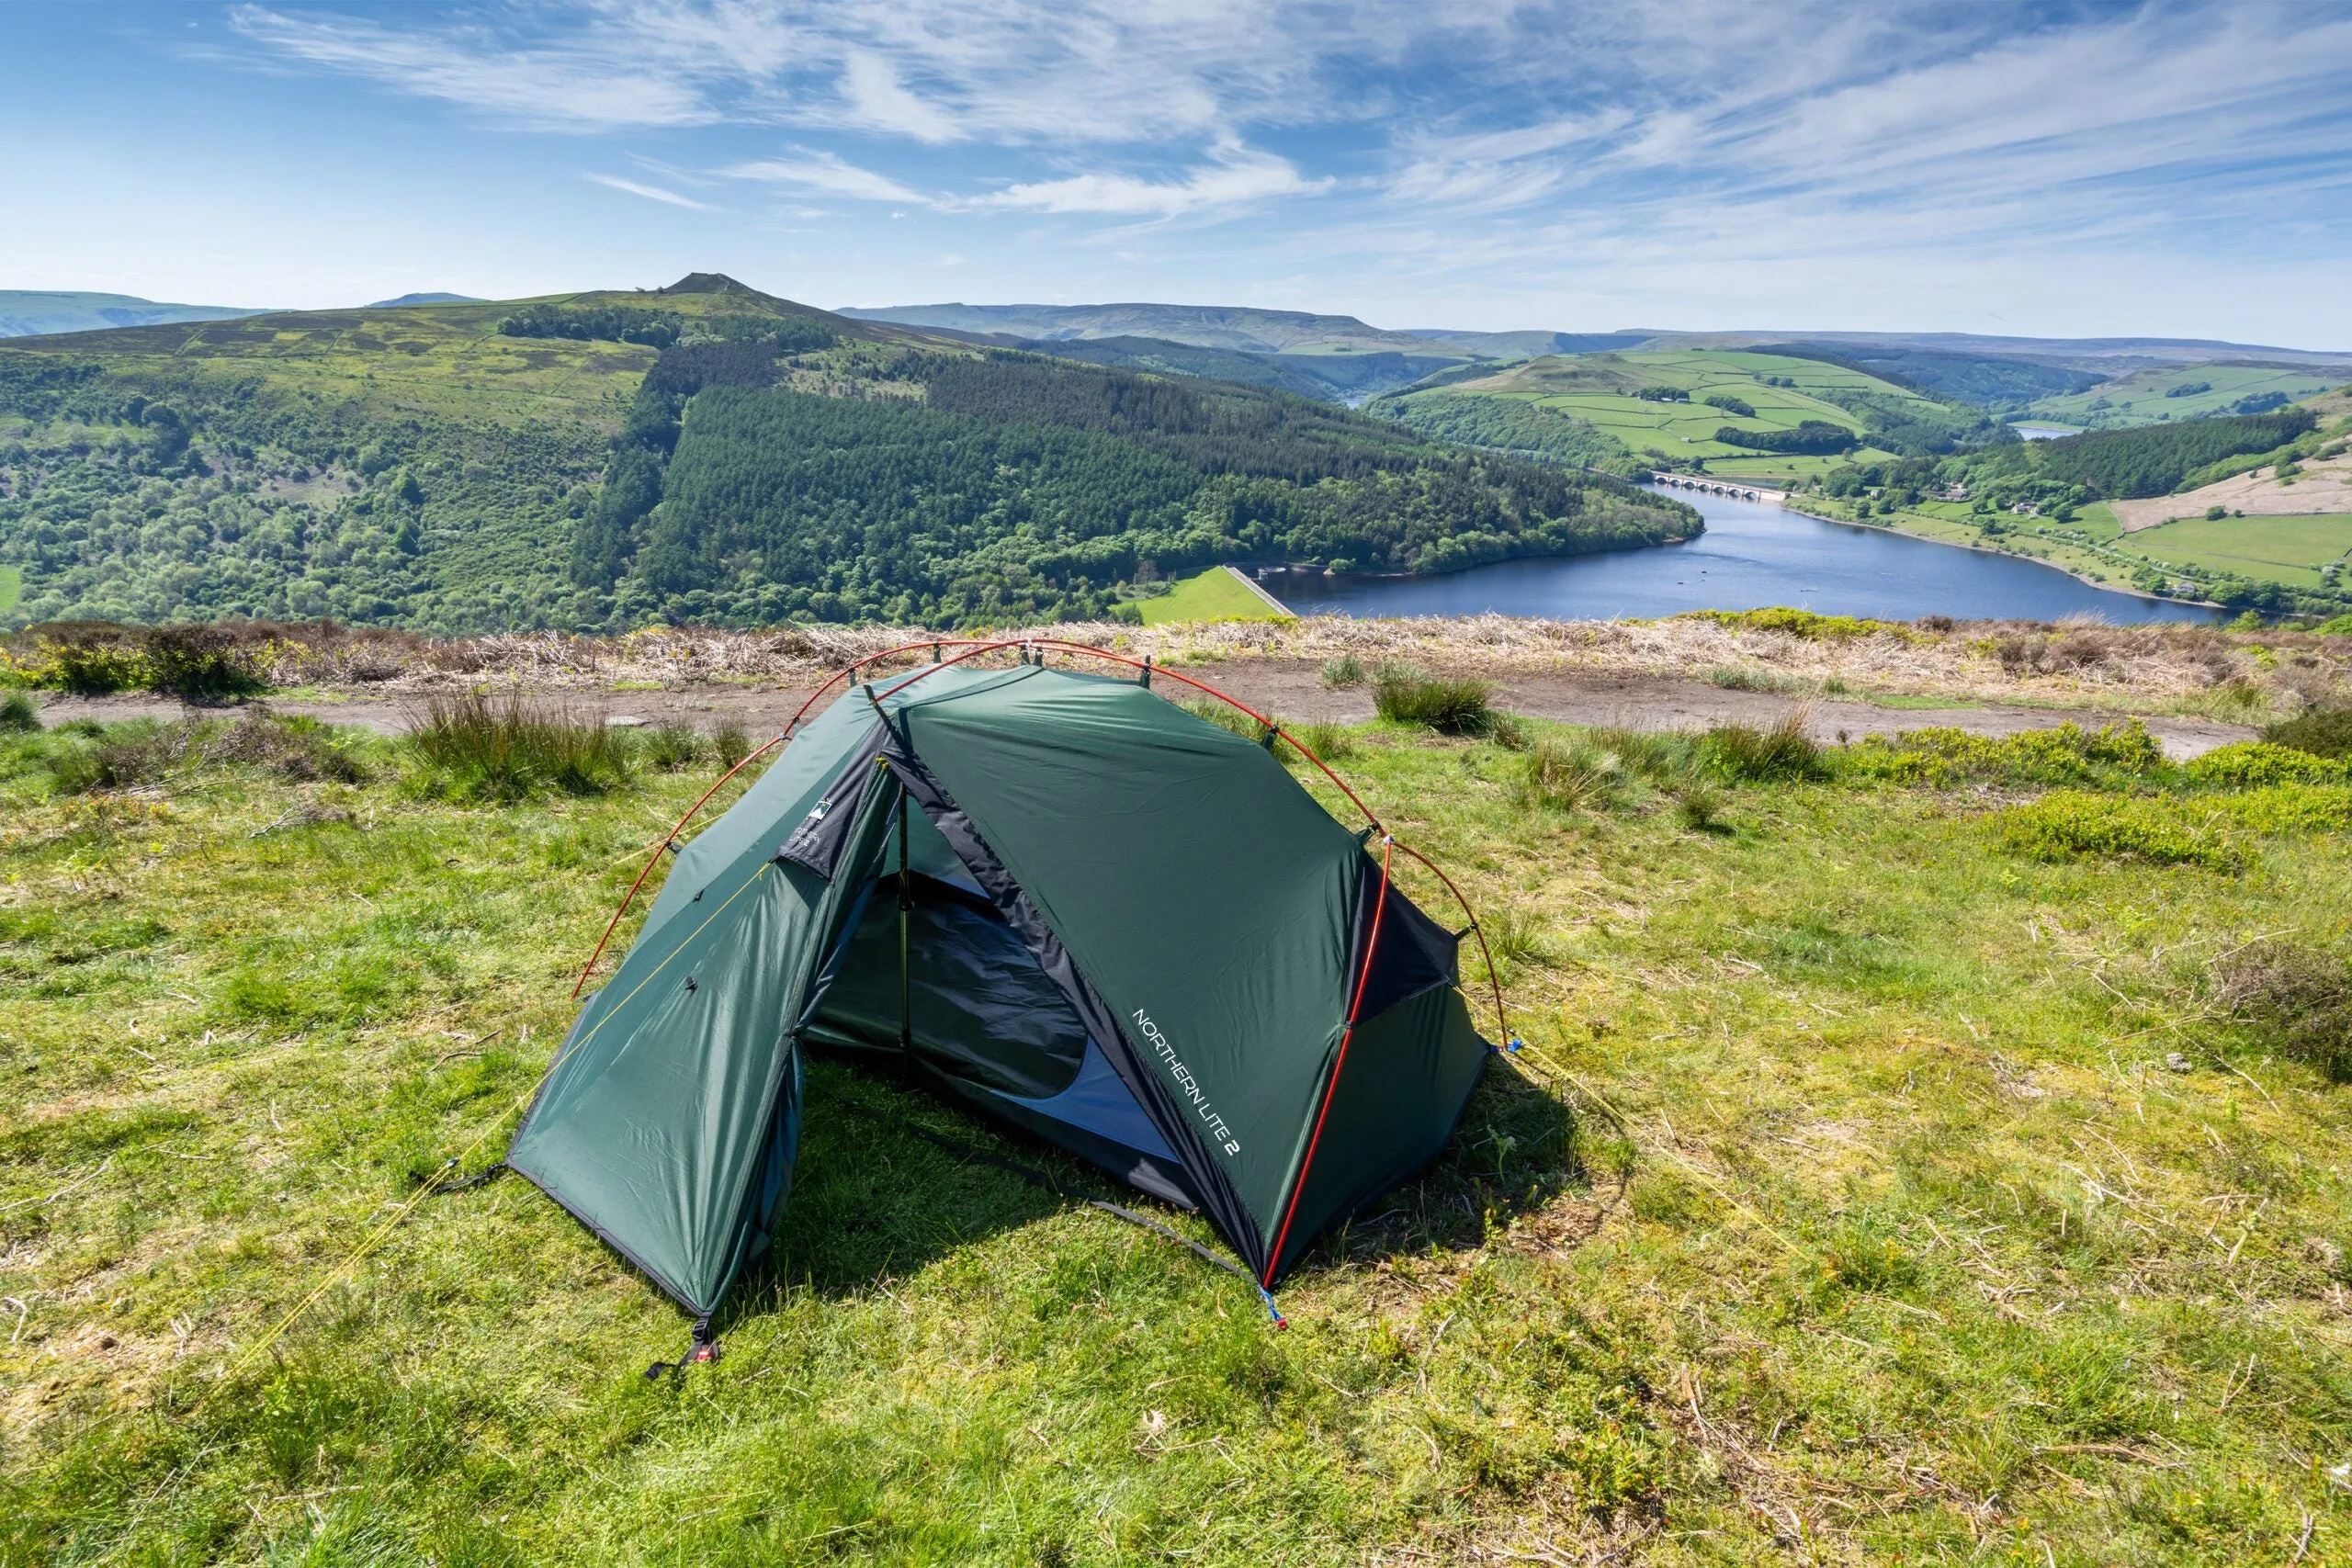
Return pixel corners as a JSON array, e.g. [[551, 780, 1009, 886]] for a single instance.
[[4, 1, 2349, 344]]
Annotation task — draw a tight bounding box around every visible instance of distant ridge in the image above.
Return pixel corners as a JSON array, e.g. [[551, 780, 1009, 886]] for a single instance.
[[366, 291, 482, 308], [0, 289, 266, 339]]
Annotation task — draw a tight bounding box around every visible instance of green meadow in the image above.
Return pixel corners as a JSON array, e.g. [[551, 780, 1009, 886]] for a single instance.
[[2025, 365, 2344, 432], [1135, 566, 1286, 625], [2123, 513, 2352, 592], [1379, 348, 1976, 482], [5, 687, 2351, 1563]]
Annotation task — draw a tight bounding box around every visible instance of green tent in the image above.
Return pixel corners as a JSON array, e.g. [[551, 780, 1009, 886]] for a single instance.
[[508, 660, 1491, 1334]]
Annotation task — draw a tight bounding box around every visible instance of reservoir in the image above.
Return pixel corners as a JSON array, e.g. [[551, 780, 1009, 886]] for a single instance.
[[1265, 487, 2222, 625]]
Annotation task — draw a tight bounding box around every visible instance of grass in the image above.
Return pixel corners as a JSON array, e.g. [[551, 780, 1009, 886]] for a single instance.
[[406, 690, 633, 801], [6, 705, 2352, 1563], [0, 565, 19, 617], [1136, 568, 1287, 626], [1372, 670, 1503, 737], [2023, 365, 2343, 431], [2125, 513, 2352, 591]]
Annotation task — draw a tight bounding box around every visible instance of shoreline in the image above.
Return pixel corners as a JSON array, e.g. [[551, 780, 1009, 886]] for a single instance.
[[1779, 499, 2225, 614]]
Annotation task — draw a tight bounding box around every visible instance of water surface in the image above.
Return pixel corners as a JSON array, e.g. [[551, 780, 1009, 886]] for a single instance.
[[1266, 488, 2222, 624]]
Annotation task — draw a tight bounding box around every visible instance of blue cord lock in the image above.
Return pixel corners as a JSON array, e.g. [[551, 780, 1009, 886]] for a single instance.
[[1258, 1287, 1288, 1329]]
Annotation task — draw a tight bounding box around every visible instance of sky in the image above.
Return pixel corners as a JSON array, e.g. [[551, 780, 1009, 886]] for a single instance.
[[3, 1, 2349, 345]]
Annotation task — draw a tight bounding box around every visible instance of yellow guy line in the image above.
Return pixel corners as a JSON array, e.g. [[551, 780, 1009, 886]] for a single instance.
[[207, 863, 778, 1399]]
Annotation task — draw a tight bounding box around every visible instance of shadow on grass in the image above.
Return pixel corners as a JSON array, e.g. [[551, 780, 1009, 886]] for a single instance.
[[734, 1052, 1589, 1322], [1306, 1059, 1600, 1273]]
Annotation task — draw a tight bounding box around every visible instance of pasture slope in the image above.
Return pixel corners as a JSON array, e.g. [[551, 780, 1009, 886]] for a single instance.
[[1373, 347, 1987, 487], [3, 614, 2351, 1564], [2024, 363, 2345, 431]]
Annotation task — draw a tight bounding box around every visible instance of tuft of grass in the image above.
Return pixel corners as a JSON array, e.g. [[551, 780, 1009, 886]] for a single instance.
[[0, 692, 38, 732], [1276, 718, 1356, 763], [1319, 655, 1366, 689], [637, 718, 708, 773], [1480, 903, 1552, 967], [2262, 705, 2352, 760], [1374, 671, 1499, 737], [406, 690, 630, 801], [1175, 695, 1268, 742], [1672, 781, 1726, 832], [709, 717, 752, 770], [1513, 735, 1624, 813], [1700, 711, 1826, 782], [1704, 664, 1805, 693], [2212, 937, 2352, 1081]]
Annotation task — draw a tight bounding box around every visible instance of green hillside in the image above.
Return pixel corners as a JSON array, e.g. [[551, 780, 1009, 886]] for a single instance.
[[0, 276, 1695, 634], [2024, 363, 2343, 430], [1373, 348, 2007, 484]]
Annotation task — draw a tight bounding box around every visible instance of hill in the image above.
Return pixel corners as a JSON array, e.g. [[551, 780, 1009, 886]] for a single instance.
[[0, 275, 1695, 634], [367, 291, 484, 308], [2019, 362, 2346, 431], [0, 289, 268, 339], [1752, 341, 2104, 412], [840, 301, 1474, 357], [1371, 348, 2007, 484]]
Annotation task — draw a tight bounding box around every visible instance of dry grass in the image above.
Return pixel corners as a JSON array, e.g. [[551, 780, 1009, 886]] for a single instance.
[[14, 614, 2352, 720]]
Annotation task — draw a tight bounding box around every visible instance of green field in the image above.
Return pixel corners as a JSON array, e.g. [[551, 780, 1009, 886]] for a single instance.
[[1136, 565, 1287, 624], [2126, 512, 2352, 589], [6, 700, 2352, 1562], [2024, 364, 2344, 431], [1386, 348, 1973, 476], [0, 564, 19, 615]]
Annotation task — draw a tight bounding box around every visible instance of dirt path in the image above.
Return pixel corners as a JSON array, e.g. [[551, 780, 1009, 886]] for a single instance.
[[33, 661, 2256, 759]]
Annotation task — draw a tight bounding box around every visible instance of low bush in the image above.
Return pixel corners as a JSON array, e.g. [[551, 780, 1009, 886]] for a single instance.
[[1842, 721, 2165, 788], [2262, 705, 2352, 761], [407, 691, 629, 801], [1701, 713, 1826, 782], [209, 707, 368, 784], [141, 624, 271, 699], [2212, 938, 2352, 1082], [2183, 740, 2350, 789], [0, 693, 37, 732], [1374, 672, 1500, 736], [90, 720, 197, 790], [1687, 607, 1916, 641], [1993, 791, 2237, 870]]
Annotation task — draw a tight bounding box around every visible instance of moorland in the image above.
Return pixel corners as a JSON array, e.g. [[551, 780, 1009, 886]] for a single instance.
[[4, 607, 2352, 1563]]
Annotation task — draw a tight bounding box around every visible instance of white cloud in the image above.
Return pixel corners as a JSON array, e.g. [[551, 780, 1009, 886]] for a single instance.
[[582, 173, 718, 209], [967, 145, 1328, 217], [227, 5, 720, 130], [727, 150, 929, 204]]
